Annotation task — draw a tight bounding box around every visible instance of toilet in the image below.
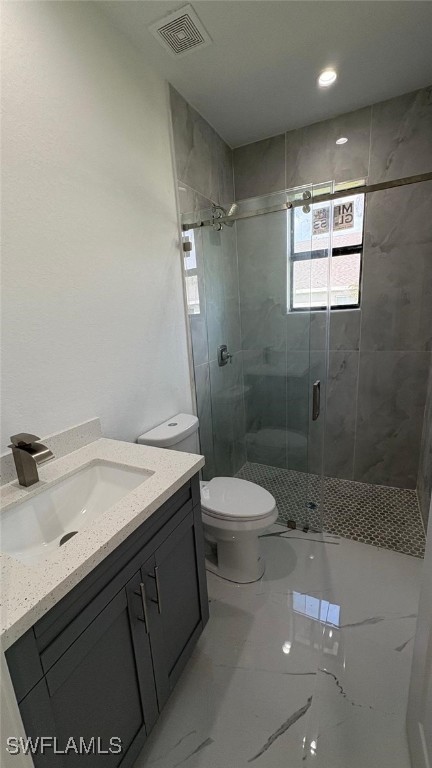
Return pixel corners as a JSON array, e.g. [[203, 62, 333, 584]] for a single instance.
[[137, 414, 277, 583]]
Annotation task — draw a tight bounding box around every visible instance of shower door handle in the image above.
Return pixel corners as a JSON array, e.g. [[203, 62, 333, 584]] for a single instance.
[[312, 380, 321, 421]]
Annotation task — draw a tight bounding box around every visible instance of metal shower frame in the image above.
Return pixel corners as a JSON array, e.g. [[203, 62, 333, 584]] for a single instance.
[[181, 172, 432, 232]]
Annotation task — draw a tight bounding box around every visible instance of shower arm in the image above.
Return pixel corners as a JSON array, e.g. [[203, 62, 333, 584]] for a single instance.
[[181, 171, 432, 232]]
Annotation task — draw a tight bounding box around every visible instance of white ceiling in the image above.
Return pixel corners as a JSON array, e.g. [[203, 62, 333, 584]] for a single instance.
[[102, 1, 432, 147]]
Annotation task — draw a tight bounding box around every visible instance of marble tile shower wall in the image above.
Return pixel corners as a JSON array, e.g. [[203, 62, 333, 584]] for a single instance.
[[169, 86, 246, 479], [234, 86, 432, 493], [417, 361, 432, 528]]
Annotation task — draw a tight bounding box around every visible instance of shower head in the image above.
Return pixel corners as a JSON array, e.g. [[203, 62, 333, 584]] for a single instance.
[[224, 203, 239, 226], [227, 203, 239, 217]]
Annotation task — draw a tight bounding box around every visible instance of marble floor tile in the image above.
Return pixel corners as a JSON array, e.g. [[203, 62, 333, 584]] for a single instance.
[[134, 527, 422, 768]]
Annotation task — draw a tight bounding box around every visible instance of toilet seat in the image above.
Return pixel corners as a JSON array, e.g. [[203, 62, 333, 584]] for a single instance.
[[200, 477, 276, 522]]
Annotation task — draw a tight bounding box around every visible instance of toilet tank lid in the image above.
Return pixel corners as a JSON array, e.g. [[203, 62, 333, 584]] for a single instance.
[[137, 413, 199, 448]]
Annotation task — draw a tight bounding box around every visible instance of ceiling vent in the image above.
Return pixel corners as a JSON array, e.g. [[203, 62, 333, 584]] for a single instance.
[[149, 5, 212, 58]]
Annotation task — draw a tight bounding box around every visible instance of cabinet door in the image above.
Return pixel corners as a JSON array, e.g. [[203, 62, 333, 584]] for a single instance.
[[144, 507, 209, 709], [19, 573, 157, 768]]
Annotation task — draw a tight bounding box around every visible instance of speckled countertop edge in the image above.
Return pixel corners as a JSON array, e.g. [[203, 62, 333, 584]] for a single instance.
[[0, 438, 204, 650]]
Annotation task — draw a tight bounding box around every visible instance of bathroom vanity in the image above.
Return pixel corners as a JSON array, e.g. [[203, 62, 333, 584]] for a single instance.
[[1, 437, 207, 767]]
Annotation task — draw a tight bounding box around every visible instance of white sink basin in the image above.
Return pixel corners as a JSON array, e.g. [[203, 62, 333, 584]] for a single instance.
[[0, 461, 152, 565]]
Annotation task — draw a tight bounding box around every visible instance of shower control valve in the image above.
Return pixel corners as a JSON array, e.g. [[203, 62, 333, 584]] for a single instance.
[[218, 344, 233, 367]]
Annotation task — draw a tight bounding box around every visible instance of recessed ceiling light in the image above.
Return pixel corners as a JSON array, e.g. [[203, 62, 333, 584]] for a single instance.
[[318, 68, 337, 87], [336, 137, 348, 145]]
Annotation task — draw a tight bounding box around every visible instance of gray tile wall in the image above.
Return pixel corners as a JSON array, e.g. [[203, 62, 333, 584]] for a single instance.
[[172, 83, 432, 498], [234, 135, 285, 200], [368, 88, 432, 184], [237, 199, 289, 470], [170, 86, 246, 479], [233, 86, 432, 490], [170, 86, 234, 206], [418, 361, 432, 528], [284, 106, 371, 190], [233, 87, 432, 194]]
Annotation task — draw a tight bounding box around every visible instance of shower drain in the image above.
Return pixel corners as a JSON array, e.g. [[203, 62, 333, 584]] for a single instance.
[[59, 531, 78, 546]]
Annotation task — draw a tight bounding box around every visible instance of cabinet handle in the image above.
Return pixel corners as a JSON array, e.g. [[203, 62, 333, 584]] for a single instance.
[[136, 582, 149, 633], [148, 566, 162, 614]]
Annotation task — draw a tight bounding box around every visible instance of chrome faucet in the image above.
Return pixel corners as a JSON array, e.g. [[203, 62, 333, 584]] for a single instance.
[[9, 433, 54, 487]]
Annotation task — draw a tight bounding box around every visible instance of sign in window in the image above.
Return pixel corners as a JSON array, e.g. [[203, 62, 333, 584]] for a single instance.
[[289, 183, 365, 311]]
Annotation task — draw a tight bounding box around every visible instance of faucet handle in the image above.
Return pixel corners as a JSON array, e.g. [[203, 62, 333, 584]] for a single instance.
[[217, 344, 233, 367], [9, 433, 41, 447]]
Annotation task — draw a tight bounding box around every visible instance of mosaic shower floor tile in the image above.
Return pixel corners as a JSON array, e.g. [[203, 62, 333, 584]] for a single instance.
[[236, 461, 425, 558]]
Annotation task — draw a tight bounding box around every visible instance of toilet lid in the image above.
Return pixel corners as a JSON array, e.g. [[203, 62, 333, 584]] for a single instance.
[[200, 477, 276, 521]]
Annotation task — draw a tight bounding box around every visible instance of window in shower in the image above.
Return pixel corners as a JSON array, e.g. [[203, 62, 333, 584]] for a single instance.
[[183, 230, 201, 315], [288, 183, 365, 311]]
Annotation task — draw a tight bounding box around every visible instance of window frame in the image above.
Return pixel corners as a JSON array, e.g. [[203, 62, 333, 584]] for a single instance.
[[288, 191, 365, 313]]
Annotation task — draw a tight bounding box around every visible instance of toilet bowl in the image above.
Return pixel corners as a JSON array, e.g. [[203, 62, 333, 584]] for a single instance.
[[200, 477, 277, 583], [137, 414, 277, 583]]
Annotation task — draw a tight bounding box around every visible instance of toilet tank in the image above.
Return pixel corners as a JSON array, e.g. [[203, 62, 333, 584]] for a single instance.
[[137, 413, 199, 453]]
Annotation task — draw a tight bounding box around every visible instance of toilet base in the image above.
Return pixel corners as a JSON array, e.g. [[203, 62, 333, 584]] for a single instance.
[[205, 535, 265, 583]]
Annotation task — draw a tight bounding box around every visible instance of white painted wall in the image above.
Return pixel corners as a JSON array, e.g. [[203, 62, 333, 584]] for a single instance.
[[407, 498, 432, 768], [0, 1, 193, 454]]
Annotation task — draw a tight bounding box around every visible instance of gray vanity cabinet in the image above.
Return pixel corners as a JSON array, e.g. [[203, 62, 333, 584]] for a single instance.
[[16, 572, 158, 767], [143, 506, 207, 709], [6, 475, 208, 768]]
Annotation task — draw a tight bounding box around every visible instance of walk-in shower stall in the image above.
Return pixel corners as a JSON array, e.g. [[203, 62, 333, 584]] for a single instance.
[[181, 169, 432, 557], [169, 81, 432, 560]]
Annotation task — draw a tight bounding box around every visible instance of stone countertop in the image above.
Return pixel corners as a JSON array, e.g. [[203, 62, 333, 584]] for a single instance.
[[0, 438, 204, 650]]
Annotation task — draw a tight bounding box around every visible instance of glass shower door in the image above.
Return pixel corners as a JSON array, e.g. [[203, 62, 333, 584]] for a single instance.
[[235, 188, 328, 532], [236, 191, 291, 491], [182, 187, 330, 532], [285, 185, 330, 532], [200, 220, 245, 479], [182, 199, 247, 483]]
